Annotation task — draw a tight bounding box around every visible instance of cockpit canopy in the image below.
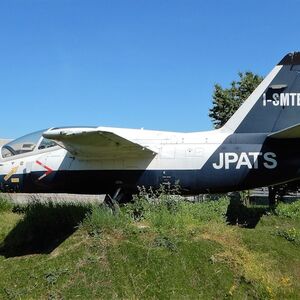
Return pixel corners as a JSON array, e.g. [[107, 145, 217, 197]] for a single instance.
[[1, 129, 57, 158]]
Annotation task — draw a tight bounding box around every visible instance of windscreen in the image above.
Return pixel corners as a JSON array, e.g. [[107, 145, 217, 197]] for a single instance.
[[1, 129, 46, 158]]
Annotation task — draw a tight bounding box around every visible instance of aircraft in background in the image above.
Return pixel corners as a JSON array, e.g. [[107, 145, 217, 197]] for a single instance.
[[1, 52, 300, 204]]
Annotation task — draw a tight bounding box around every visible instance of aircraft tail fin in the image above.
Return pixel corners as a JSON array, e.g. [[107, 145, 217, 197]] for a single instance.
[[222, 52, 300, 134]]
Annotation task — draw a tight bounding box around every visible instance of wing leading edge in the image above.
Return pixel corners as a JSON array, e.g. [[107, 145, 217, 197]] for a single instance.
[[43, 128, 157, 159]]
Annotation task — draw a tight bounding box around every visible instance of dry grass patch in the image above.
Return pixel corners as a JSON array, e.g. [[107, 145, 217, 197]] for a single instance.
[[200, 222, 292, 297]]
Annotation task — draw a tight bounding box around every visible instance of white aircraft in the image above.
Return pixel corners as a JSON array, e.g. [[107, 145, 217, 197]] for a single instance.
[[1, 52, 300, 203]]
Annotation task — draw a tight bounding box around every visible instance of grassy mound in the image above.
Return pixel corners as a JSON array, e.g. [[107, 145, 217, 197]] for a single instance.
[[0, 195, 299, 299]]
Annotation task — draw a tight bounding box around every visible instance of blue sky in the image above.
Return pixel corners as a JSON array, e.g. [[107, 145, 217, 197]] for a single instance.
[[0, 0, 300, 138]]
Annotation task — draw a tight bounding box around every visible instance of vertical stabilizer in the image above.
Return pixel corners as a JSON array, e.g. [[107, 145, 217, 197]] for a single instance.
[[222, 52, 300, 134]]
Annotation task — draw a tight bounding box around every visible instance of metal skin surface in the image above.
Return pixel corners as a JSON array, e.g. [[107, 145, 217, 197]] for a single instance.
[[1, 52, 300, 196]]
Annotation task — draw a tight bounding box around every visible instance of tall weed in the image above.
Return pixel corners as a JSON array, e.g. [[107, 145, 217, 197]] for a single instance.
[[81, 205, 131, 237]]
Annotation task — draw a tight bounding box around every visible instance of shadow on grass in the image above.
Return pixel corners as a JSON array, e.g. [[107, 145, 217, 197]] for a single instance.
[[226, 197, 269, 228], [0, 202, 92, 258]]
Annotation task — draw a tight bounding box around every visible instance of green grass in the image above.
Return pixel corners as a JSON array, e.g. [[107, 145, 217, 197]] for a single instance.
[[0, 196, 299, 299], [0, 197, 13, 213]]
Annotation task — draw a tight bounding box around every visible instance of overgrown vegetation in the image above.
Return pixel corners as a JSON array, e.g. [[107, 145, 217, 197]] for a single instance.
[[0, 197, 13, 213], [0, 191, 299, 299], [275, 200, 300, 219]]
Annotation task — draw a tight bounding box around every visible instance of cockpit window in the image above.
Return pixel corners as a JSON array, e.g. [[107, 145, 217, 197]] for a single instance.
[[1, 146, 14, 158], [38, 138, 57, 150], [1, 129, 46, 158]]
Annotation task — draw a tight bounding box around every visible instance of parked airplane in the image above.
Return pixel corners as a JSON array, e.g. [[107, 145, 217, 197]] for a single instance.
[[1, 52, 300, 203]]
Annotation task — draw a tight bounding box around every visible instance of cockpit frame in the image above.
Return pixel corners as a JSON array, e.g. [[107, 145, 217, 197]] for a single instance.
[[0, 129, 60, 161]]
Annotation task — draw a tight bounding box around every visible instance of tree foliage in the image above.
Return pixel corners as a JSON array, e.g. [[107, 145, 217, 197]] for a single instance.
[[209, 72, 263, 128]]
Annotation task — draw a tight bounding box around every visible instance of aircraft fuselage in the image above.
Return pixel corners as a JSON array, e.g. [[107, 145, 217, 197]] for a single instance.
[[0, 128, 299, 195]]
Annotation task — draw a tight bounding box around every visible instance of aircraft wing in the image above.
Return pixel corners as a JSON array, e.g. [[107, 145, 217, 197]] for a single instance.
[[268, 123, 300, 139], [43, 128, 157, 159]]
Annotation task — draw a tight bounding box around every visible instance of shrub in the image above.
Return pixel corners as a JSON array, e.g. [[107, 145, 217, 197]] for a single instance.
[[124, 187, 150, 221], [275, 200, 300, 219]]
